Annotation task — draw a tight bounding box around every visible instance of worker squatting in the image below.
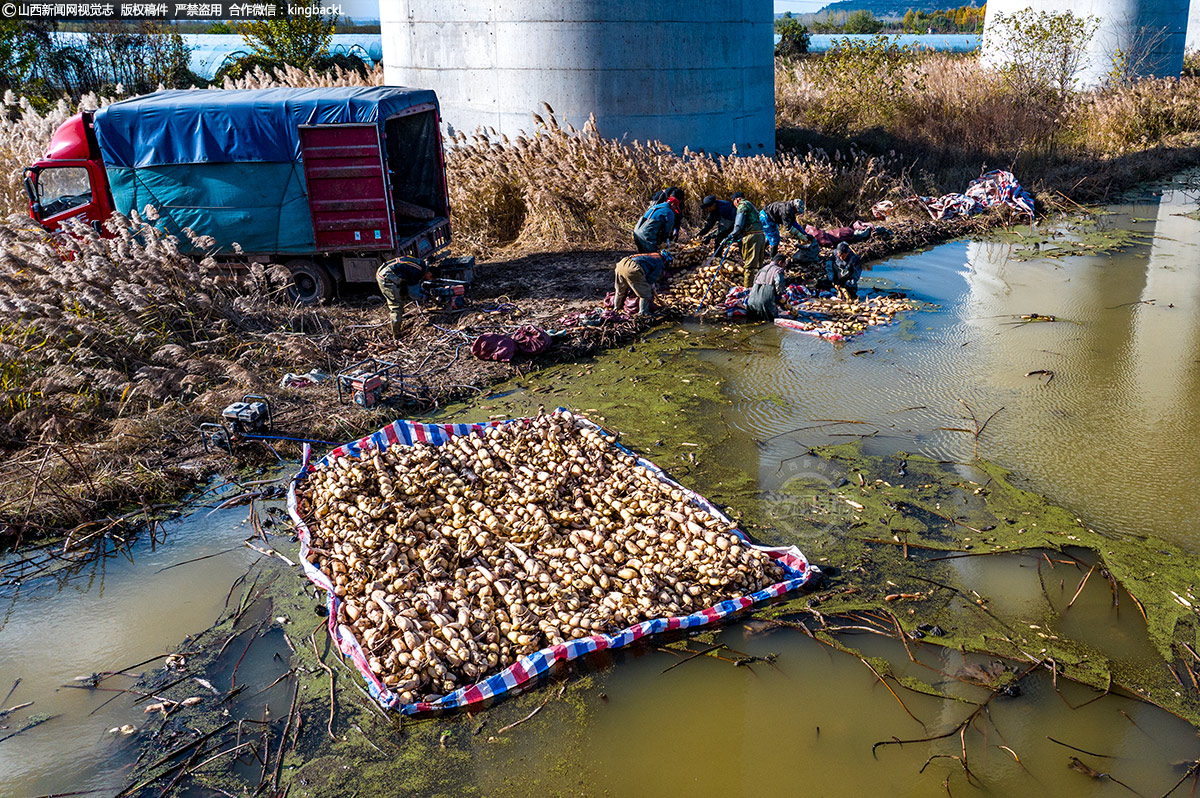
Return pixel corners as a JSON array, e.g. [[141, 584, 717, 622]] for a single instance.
[[372, 188, 864, 336]]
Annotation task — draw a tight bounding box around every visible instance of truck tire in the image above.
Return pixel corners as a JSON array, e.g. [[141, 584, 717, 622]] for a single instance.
[[285, 259, 334, 305]]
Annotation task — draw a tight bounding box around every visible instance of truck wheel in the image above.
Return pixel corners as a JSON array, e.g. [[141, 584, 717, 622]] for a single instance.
[[285, 260, 334, 305]]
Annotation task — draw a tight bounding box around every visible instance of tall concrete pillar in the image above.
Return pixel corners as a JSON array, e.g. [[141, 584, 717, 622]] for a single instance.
[[982, 0, 1190, 87], [380, 0, 776, 155], [1188, 0, 1200, 52]]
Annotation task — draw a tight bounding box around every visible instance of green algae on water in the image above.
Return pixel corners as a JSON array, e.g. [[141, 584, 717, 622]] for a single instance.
[[753, 443, 1200, 725]]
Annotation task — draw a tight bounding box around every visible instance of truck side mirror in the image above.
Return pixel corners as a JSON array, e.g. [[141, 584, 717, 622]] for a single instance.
[[22, 172, 39, 212]]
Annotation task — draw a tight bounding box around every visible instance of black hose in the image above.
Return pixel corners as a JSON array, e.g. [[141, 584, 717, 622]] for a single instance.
[[241, 433, 341, 447]]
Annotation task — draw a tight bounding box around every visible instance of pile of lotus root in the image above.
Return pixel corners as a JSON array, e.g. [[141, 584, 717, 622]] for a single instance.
[[297, 411, 786, 705], [783, 294, 915, 338]]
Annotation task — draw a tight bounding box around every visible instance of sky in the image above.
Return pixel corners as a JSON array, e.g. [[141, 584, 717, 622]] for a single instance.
[[338, 1, 835, 22]]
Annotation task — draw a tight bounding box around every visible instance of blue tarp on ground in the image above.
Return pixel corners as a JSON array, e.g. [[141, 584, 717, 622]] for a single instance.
[[94, 86, 439, 168]]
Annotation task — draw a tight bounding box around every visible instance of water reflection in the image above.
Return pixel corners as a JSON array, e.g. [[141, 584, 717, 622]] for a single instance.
[[727, 182, 1200, 546]]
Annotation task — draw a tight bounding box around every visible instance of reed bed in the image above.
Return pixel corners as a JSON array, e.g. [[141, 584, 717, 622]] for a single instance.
[[446, 110, 900, 254]]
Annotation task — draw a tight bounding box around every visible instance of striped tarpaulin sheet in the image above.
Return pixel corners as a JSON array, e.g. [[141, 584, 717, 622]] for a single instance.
[[774, 317, 847, 341], [287, 409, 820, 715]]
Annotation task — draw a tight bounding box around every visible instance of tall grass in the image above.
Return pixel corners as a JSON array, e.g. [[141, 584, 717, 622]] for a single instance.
[[777, 50, 1200, 191], [0, 215, 296, 444], [447, 111, 900, 252]]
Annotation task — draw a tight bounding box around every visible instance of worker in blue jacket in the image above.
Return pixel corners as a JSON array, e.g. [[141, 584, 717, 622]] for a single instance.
[[759, 199, 813, 257], [613, 250, 672, 315], [633, 197, 676, 253]]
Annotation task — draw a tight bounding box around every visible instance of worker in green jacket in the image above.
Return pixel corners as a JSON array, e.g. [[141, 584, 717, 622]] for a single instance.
[[376, 256, 432, 338], [719, 192, 767, 288]]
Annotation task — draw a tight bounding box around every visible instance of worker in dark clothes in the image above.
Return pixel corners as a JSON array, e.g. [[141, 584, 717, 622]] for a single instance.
[[376, 255, 432, 338], [697, 195, 736, 251], [719, 192, 766, 288], [633, 196, 677, 253], [759, 198, 815, 258], [613, 250, 672, 315], [828, 242, 863, 299], [746, 256, 789, 321]]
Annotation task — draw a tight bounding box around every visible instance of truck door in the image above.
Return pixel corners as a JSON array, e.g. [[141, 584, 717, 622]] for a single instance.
[[26, 160, 111, 233], [298, 124, 395, 251]]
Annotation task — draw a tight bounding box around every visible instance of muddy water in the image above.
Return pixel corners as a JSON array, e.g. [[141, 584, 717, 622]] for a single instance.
[[1, 177, 1199, 797]]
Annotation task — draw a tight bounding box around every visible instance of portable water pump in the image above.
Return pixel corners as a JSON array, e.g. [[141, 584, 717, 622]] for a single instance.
[[336, 358, 406, 409], [200, 394, 273, 453]]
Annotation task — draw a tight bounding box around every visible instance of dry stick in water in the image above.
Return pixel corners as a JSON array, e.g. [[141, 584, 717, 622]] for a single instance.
[[1047, 736, 1115, 758], [0, 712, 56, 743], [1159, 760, 1200, 798], [273, 681, 301, 792], [1065, 563, 1098, 610], [496, 695, 550, 735], [872, 662, 1042, 757], [1067, 756, 1144, 796], [660, 644, 726, 674], [858, 655, 927, 731], [229, 620, 266, 690], [309, 632, 337, 739]]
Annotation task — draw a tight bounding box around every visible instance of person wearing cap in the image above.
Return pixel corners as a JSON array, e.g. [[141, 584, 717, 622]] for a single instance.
[[828, 242, 863, 299], [746, 255, 789, 322], [612, 250, 672, 315], [376, 255, 433, 338], [759, 198, 811, 258], [633, 194, 677, 253], [719, 191, 767, 288], [697, 195, 736, 251], [659, 187, 686, 240]]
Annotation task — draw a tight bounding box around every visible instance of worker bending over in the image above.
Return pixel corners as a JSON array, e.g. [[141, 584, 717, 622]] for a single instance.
[[613, 250, 672, 316], [697, 195, 736, 252], [759, 198, 815, 259], [746, 256, 789, 322], [720, 192, 767, 288], [376, 255, 432, 338], [651, 186, 686, 241], [633, 195, 677, 253], [828, 242, 863, 299]]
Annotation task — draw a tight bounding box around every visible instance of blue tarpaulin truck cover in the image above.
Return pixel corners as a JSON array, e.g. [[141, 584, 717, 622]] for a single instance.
[[92, 87, 440, 254]]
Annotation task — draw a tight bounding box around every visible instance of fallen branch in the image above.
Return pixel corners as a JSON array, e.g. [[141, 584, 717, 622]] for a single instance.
[[309, 632, 337, 740], [496, 696, 549, 735]]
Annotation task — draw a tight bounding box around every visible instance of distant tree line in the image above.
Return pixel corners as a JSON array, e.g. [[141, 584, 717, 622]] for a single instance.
[[0, 2, 364, 105], [778, 5, 985, 36], [901, 6, 985, 33]]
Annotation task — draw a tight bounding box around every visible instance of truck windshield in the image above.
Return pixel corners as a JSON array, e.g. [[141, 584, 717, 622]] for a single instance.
[[35, 166, 93, 217]]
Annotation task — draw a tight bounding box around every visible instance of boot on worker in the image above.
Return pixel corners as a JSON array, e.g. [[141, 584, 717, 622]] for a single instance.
[[376, 255, 432, 338], [613, 250, 672, 316], [718, 192, 767, 287]]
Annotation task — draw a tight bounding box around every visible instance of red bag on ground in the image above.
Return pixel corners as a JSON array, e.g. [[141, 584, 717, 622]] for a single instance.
[[512, 326, 551, 355], [604, 291, 640, 314], [471, 333, 516, 362]]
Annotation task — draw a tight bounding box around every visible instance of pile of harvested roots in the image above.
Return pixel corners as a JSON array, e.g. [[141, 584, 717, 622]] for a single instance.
[[783, 294, 916, 338], [660, 253, 747, 314], [296, 411, 785, 705]]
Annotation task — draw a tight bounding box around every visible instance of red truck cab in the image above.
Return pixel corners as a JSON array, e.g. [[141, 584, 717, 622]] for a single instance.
[[24, 112, 117, 234]]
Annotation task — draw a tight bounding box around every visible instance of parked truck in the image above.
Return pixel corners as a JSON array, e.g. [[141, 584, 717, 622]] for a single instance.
[[23, 86, 452, 304]]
